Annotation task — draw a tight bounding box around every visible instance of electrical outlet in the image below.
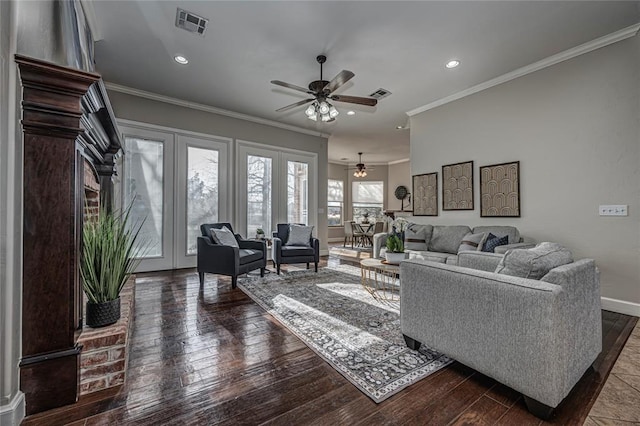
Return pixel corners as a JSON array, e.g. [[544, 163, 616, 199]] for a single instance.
[[599, 205, 628, 216]]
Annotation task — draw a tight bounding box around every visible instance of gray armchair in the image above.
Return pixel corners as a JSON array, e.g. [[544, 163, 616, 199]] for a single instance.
[[271, 223, 320, 275], [197, 223, 266, 288]]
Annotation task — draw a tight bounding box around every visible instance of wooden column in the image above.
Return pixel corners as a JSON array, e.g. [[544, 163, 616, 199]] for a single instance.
[[16, 55, 99, 415]]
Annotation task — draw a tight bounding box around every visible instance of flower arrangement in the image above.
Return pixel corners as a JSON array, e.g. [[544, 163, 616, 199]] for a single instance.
[[392, 217, 409, 233]]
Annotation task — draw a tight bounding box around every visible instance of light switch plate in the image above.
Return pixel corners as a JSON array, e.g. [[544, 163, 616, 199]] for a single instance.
[[599, 205, 628, 216]]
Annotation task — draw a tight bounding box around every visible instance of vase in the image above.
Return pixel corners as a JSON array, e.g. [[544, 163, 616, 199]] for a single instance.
[[385, 252, 407, 264], [86, 298, 121, 328]]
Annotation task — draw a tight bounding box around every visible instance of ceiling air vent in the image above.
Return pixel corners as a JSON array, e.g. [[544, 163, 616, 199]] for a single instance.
[[369, 88, 392, 100], [175, 8, 208, 36]]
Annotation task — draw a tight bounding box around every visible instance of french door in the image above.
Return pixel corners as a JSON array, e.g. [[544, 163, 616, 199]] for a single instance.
[[121, 123, 231, 271], [237, 141, 317, 239]]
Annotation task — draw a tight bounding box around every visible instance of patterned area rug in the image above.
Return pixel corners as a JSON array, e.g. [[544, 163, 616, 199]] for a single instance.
[[238, 264, 452, 403]]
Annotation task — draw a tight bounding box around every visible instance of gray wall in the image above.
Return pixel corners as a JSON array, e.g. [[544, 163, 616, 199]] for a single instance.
[[410, 35, 640, 307], [387, 160, 412, 212], [107, 90, 330, 251]]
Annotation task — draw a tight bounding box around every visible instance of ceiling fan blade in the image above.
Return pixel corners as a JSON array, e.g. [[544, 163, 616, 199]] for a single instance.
[[276, 98, 314, 112], [330, 95, 377, 106], [271, 80, 313, 94], [323, 70, 355, 93]]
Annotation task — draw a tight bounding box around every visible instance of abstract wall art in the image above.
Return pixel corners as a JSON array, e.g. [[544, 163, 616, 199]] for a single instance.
[[480, 161, 520, 217], [442, 161, 473, 210], [412, 172, 438, 216]]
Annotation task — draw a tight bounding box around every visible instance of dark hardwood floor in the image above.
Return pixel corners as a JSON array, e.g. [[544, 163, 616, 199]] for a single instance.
[[23, 253, 637, 426]]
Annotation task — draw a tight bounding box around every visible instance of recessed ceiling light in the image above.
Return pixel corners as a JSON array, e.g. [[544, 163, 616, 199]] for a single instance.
[[446, 60, 460, 69], [396, 125, 404, 130], [347, 111, 356, 116], [174, 55, 189, 65]]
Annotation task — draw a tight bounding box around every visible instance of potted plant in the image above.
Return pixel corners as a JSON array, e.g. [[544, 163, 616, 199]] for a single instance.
[[385, 233, 407, 264], [81, 205, 143, 328], [256, 228, 265, 240]]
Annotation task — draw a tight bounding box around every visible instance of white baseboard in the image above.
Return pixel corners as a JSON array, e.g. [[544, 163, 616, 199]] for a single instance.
[[327, 237, 343, 243], [601, 297, 640, 317], [0, 392, 25, 426]]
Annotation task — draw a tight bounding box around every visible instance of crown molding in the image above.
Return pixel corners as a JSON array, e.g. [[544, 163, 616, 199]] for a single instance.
[[388, 158, 410, 165], [104, 82, 331, 139], [407, 23, 640, 117]]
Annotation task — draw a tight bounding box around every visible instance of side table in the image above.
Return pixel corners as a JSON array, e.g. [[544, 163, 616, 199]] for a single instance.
[[360, 258, 401, 302]]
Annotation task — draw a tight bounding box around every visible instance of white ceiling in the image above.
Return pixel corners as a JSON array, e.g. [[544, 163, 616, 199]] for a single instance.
[[91, 1, 640, 164]]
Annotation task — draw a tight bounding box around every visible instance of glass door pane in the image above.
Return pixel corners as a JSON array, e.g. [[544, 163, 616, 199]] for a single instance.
[[247, 155, 272, 237], [123, 137, 164, 258], [287, 161, 308, 224], [186, 147, 219, 255]]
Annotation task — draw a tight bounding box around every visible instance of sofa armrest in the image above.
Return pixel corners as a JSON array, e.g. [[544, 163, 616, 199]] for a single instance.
[[272, 237, 283, 263], [311, 238, 320, 262], [372, 233, 388, 259], [239, 239, 266, 252], [457, 251, 503, 272], [197, 236, 239, 274], [494, 242, 536, 254]]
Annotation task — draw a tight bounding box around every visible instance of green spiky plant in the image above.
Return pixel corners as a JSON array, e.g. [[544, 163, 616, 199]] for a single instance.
[[81, 205, 144, 304], [385, 234, 404, 253]]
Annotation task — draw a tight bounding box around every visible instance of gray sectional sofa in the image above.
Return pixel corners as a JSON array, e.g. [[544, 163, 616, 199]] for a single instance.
[[373, 224, 534, 264], [400, 244, 602, 419]]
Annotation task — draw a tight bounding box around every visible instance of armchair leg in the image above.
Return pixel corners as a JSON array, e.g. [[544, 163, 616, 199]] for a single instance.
[[277, 264, 281, 275], [306, 263, 310, 269], [260, 268, 265, 277], [314, 262, 318, 272], [198, 272, 204, 285], [231, 275, 237, 289]]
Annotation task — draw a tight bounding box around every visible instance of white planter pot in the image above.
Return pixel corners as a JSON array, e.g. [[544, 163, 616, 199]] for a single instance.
[[385, 252, 407, 264]]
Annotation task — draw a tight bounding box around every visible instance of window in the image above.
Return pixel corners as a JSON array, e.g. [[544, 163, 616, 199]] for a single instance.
[[287, 161, 308, 225], [247, 155, 272, 238], [352, 181, 384, 221], [327, 179, 344, 226]]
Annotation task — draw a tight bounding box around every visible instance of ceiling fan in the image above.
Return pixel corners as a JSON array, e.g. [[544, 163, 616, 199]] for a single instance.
[[271, 55, 377, 122], [347, 152, 374, 177]]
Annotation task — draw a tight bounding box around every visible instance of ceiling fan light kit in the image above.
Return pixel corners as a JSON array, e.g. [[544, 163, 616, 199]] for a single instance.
[[271, 54, 377, 123], [353, 152, 368, 178]]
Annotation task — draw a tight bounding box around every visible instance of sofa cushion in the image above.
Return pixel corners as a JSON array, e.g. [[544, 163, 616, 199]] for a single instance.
[[286, 224, 313, 247], [472, 226, 520, 244], [404, 224, 432, 251], [239, 249, 263, 265], [407, 250, 451, 264], [458, 232, 486, 253], [429, 225, 471, 254], [495, 242, 574, 279], [210, 226, 239, 248], [482, 234, 509, 253], [281, 245, 315, 257]]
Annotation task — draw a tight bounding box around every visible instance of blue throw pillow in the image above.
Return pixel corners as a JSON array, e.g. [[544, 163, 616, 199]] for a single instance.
[[483, 234, 508, 253]]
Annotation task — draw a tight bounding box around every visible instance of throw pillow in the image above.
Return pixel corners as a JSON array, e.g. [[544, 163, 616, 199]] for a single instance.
[[495, 242, 574, 279], [210, 226, 239, 248], [457, 232, 486, 253], [404, 224, 431, 251], [482, 234, 508, 253], [286, 224, 313, 246]]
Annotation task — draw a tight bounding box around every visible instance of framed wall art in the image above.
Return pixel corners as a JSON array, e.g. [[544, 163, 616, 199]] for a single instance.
[[412, 172, 438, 216], [442, 161, 473, 210], [480, 161, 520, 217]]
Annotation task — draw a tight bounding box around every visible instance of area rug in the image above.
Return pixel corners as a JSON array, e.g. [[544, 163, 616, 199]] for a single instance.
[[238, 264, 452, 403]]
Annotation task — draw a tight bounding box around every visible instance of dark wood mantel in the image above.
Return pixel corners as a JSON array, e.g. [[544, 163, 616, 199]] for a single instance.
[[16, 54, 99, 415]]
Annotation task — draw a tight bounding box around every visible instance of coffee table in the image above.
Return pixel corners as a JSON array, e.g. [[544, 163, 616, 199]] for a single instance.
[[360, 258, 401, 302]]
